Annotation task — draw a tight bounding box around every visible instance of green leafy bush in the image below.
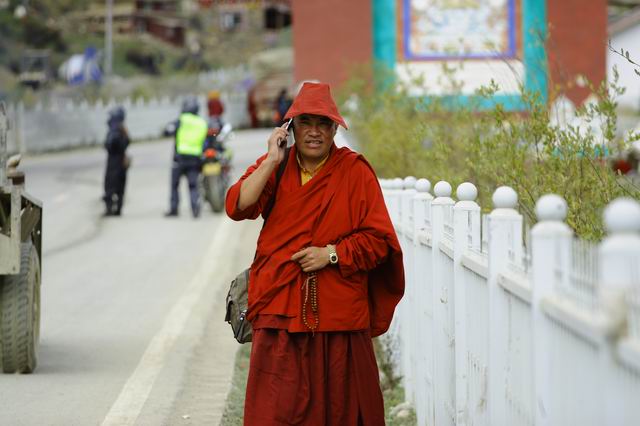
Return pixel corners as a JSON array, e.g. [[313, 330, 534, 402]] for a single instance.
[[339, 65, 640, 240]]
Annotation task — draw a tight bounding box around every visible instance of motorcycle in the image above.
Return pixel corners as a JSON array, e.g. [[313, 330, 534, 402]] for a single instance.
[[201, 121, 233, 213]]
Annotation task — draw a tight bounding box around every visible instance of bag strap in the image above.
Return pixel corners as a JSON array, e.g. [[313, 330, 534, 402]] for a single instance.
[[262, 146, 291, 222]]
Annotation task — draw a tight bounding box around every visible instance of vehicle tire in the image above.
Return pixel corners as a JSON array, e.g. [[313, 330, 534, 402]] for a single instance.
[[199, 175, 210, 205], [208, 175, 225, 213], [0, 242, 41, 373]]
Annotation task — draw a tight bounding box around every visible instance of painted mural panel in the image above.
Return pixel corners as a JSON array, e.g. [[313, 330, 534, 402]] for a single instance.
[[404, 0, 516, 60], [373, 0, 546, 107]]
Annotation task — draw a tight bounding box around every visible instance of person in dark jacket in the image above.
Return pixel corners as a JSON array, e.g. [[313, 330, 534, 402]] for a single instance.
[[165, 97, 208, 218], [103, 106, 130, 216], [274, 88, 292, 126]]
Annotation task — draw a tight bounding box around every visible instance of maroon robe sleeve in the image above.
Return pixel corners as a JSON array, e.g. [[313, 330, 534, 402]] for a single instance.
[[336, 231, 389, 278], [225, 154, 275, 221], [333, 156, 404, 337], [334, 161, 390, 278]]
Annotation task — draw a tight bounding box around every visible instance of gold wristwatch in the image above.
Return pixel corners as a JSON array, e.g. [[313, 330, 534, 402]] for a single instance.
[[328, 245, 338, 265]]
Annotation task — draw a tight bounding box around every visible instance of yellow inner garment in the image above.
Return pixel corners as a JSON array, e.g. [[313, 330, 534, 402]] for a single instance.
[[297, 152, 330, 185]]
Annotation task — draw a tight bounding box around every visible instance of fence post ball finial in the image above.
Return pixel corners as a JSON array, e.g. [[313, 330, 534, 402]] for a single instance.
[[492, 186, 518, 209], [434, 181, 452, 198], [535, 194, 567, 222], [393, 178, 404, 189], [456, 182, 477, 201], [604, 197, 640, 234], [416, 178, 431, 193], [403, 176, 417, 189]]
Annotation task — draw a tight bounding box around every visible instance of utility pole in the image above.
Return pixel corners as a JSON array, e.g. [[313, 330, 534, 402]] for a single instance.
[[105, 0, 113, 75]]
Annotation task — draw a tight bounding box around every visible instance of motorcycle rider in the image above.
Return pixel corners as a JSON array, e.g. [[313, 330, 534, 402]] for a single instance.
[[103, 106, 130, 216], [165, 97, 208, 218], [205, 90, 226, 153], [207, 90, 225, 126]]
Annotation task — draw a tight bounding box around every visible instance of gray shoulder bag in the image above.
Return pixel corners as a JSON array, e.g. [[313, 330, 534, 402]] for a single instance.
[[225, 148, 290, 344]]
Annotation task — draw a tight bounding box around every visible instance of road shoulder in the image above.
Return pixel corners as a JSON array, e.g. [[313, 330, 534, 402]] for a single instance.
[[160, 218, 260, 425]]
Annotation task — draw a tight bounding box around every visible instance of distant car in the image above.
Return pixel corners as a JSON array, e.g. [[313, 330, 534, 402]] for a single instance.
[[18, 50, 51, 90]]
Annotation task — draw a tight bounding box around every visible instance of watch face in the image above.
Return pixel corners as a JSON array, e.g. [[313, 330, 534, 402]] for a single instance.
[[330, 253, 338, 264]]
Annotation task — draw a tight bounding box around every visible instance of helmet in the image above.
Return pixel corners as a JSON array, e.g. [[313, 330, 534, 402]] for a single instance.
[[108, 106, 125, 123], [208, 90, 220, 100], [181, 97, 200, 114]]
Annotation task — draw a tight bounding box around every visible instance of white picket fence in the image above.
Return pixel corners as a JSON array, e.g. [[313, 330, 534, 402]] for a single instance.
[[381, 177, 640, 426]]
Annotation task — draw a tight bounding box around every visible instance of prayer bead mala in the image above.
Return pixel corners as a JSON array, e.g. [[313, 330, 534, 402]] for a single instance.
[[302, 272, 319, 332]]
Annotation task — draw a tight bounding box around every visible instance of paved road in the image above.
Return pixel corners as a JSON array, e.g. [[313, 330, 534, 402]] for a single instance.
[[0, 129, 272, 425]]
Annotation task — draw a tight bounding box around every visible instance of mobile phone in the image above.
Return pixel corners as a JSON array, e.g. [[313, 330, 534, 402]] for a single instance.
[[278, 118, 293, 148]]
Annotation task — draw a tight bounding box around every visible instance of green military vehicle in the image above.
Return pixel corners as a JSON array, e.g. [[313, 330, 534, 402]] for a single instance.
[[0, 102, 43, 373]]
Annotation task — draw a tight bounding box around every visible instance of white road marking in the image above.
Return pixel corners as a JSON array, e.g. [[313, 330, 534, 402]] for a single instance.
[[100, 217, 234, 426]]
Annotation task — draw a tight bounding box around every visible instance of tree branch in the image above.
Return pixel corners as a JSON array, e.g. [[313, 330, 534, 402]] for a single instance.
[[608, 40, 640, 77]]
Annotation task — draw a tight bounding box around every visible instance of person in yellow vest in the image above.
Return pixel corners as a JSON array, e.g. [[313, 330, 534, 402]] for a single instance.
[[165, 97, 208, 218]]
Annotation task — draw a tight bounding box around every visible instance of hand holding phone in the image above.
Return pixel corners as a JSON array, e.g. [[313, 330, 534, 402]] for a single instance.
[[278, 118, 293, 148]]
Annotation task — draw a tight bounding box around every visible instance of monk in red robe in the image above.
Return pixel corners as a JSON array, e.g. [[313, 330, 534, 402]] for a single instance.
[[226, 82, 404, 425]]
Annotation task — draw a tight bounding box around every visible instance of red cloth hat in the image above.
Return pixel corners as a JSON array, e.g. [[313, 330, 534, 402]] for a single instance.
[[283, 82, 348, 129]]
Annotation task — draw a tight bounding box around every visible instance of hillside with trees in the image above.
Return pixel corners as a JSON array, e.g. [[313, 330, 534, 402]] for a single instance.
[[0, 0, 292, 103]]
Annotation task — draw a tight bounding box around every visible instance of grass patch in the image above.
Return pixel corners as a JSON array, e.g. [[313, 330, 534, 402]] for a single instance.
[[220, 343, 251, 426], [374, 337, 417, 426], [382, 381, 417, 426]]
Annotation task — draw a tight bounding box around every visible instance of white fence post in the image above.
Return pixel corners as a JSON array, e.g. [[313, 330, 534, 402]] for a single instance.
[[413, 178, 433, 426], [401, 176, 417, 404], [599, 198, 640, 424], [389, 178, 404, 224], [531, 194, 572, 426], [453, 182, 480, 426], [382, 178, 402, 224], [431, 180, 456, 426], [487, 186, 522, 425], [381, 178, 403, 381], [599, 197, 640, 330]]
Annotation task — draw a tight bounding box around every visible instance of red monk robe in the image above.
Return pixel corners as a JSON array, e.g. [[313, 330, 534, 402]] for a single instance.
[[226, 142, 404, 425]]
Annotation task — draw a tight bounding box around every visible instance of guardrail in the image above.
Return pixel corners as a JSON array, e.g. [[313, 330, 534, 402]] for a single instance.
[[2, 92, 250, 154], [0, 102, 7, 186], [382, 177, 640, 426]]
